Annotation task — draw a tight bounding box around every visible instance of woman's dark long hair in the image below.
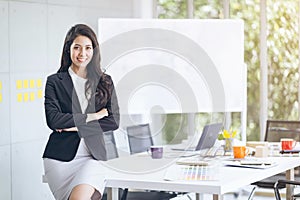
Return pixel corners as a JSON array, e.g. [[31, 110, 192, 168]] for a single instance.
[[58, 24, 112, 108]]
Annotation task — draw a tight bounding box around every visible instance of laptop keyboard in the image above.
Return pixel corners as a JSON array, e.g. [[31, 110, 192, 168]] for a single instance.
[[204, 146, 224, 157]]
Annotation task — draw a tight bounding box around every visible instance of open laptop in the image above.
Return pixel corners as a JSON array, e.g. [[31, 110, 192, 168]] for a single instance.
[[171, 123, 223, 152]]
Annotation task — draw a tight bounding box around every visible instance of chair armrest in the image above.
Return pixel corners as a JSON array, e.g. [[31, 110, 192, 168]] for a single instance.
[[276, 179, 300, 187], [274, 179, 300, 200]]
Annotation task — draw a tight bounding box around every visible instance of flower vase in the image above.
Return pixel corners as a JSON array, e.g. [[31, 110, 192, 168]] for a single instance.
[[224, 138, 234, 153]]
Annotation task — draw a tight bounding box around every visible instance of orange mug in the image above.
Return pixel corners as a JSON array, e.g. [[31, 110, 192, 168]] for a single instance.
[[281, 138, 296, 150], [233, 146, 249, 159]]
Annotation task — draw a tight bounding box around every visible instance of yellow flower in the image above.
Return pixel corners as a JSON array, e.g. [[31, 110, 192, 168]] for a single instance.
[[232, 130, 237, 138], [222, 129, 237, 139], [223, 130, 231, 138]]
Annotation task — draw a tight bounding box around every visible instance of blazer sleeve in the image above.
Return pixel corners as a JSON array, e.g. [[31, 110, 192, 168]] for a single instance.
[[77, 77, 120, 138], [98, 82, 120, 131], [44, 74, 87, 131]]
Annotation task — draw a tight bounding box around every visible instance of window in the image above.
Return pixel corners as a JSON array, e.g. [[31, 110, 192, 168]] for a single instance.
[[156, 0, 300, 141]]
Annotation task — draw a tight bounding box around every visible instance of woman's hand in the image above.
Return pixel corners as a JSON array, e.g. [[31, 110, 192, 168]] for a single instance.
[[56, 127, 78, 132], [56, 108, 109, 131], [95, 108, 108, 119], [86, 108, 108, 122]]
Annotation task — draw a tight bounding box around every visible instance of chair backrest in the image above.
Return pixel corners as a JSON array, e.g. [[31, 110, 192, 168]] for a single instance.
[[265, 120, 300, 142], [126, 123, 154, 154], [103, 131, 119, 160]]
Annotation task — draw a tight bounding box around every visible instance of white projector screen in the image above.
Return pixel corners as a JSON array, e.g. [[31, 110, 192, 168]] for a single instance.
[[98, 19, 245, 115]]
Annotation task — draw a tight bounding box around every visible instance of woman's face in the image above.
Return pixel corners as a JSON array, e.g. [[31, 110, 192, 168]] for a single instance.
[[70, 35, 93, 68]]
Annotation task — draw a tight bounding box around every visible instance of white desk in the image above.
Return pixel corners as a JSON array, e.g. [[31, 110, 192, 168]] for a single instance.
[[104, 155, 300, 200]]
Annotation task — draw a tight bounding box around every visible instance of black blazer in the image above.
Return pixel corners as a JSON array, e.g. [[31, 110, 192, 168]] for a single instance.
[[42, 71, 120, 161]]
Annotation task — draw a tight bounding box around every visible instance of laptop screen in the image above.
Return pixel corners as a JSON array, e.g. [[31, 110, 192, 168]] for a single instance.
[[195, 123, 223, 151]]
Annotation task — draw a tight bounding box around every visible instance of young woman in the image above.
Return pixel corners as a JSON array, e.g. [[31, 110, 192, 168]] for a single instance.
[[42, 24, 120, 200]]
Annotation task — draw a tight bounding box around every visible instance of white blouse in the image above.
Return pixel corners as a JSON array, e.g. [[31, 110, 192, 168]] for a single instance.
[[68, 67, 89, 113]]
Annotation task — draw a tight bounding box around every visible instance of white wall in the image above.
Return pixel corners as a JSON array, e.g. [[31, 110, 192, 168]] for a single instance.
[[0, 0, 134, 199]]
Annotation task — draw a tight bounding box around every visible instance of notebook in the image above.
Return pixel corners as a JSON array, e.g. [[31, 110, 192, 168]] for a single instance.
[[280, 149, 300, 154], [171, 123, 223, 151]]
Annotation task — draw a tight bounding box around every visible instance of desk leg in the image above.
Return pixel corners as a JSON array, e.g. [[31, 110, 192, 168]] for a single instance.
[[195, 193, 221, 200], [213, 194, 223, 200], [107, 188, 119, 200], [286, 168, 295, 200]]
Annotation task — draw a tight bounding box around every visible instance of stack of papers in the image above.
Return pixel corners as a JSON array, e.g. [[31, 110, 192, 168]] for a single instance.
[[223, 158, 277, 169], [176, 158, 209, 166]]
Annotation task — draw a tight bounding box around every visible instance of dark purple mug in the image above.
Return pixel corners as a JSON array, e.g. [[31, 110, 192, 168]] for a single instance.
[[149, 146, 163, 159]]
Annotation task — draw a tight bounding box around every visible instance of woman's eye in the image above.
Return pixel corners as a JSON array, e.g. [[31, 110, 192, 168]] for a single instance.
[[73, 46, 80, 50], [86, 46, 92, 50]]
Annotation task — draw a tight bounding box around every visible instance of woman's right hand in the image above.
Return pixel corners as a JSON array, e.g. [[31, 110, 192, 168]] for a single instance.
[[86, 108, 108, 122], [95, 108, 108, 119]]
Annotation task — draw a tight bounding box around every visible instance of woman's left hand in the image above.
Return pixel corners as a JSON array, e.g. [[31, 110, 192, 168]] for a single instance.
[[56, 127, 78, 132]]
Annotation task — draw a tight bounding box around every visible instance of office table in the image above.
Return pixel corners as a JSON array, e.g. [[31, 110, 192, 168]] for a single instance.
[[103, 155, 300, 200]]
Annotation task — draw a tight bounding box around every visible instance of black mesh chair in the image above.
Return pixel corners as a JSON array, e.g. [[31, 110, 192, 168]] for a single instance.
[[102, 130, 177, 200], [104, 130, 119, 160], [249, 120, 300, 200], [274, 179, 300, 200], [121, 123, 177, 200], [101, 131, 123, 200], [264, 120, 300, 142], [126, 123, 153, 154]]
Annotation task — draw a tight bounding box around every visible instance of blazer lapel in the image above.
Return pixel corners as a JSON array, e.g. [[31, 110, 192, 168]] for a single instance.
[[85, 93, 96, 113], [58, 72, 83, 114]]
